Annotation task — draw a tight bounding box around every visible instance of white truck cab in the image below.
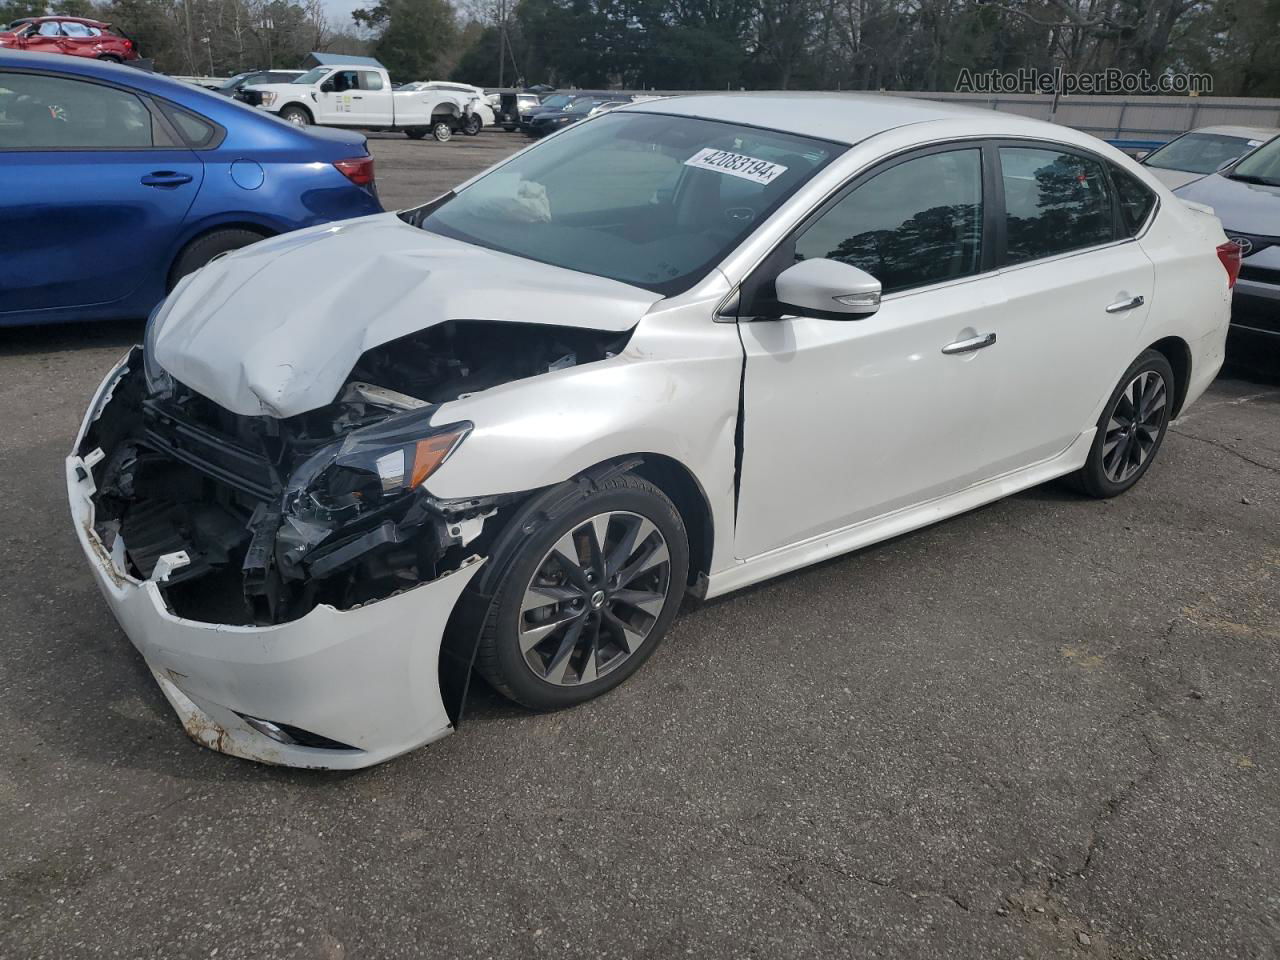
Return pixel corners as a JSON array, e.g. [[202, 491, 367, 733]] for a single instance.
[[243, 64, 481, 141]]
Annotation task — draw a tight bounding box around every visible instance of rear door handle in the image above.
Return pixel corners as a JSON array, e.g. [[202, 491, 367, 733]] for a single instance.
[[140, 172, 192, 188], [1105, 295, 1145, 313], [942, 332, 997, 355], [141, 171, 193, 187]]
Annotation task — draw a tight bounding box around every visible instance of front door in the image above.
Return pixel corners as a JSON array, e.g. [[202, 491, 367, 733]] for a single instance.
[[734, 146, 1006, 559], [316, 69, 390, 126]]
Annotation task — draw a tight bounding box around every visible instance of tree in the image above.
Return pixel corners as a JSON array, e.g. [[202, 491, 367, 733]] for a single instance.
[[353, 0, 458, 80]]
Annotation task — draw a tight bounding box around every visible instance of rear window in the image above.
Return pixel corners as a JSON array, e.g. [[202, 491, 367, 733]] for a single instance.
[[164, 105, 219, 148], [1111, 166, 1157, 235]]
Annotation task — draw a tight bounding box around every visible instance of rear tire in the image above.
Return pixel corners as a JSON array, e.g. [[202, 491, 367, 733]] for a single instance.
[[279, 105, 311, 126], [1071, 349, 1175, 498], [97, 54, 122, 63], [462, 114, 482, 136], [169, 228, 265, 289], [474, 472, 689, 712], [405, 127, 428, 140], [432, 120, 453, 142]]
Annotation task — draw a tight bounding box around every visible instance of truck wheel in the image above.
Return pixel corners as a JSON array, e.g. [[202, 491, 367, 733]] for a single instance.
[[503, 124, 516, 132], [432, 121, 453, 142], [463, 114, 482, 136], [279, 105, 311, 127], [405, 127, 428, 140]]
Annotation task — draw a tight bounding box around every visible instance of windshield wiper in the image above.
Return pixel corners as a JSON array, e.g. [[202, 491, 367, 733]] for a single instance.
[[1227, 173, 1280, 186]]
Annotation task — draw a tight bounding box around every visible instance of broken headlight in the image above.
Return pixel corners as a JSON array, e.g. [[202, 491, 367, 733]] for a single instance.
[[292, 418, 472, 519]]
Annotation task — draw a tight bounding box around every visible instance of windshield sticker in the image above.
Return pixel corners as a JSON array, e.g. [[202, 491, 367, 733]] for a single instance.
[[684, 148, 789, 185]]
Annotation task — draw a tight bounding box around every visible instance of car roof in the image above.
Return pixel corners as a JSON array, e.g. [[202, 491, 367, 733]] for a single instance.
[[21, 16, 110, 26], [625, 92, 1079, 146], [1182, 125, 1278, 140]]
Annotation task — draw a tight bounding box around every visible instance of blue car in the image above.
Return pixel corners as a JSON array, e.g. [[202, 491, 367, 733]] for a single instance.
[[0, 52, 383, 327]]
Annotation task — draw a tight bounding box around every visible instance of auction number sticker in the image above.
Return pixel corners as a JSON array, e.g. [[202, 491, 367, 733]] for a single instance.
[[684, 148, 788, 185]]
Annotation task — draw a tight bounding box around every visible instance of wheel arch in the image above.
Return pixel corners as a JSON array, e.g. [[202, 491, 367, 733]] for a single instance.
[[1146, 335, 1192, 417], [166, 221, 276, 290], [277, 102, 314, 123]]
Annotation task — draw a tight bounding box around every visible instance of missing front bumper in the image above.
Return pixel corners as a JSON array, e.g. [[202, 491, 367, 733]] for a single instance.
[[67, 353, 487, 769]]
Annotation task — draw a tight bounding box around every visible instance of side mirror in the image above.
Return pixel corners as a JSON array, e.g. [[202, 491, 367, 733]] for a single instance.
[[774, 258, 882, 319], [320, 79, 335, 93]]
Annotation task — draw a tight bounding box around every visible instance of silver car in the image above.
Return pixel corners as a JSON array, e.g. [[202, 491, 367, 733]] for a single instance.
[[1176, 133, 1280, 368], [1142, 125, 1276, 190]]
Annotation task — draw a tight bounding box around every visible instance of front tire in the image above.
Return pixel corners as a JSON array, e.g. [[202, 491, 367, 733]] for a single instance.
[[475, 473, 689, 711], [279, 105, 311, 126], [1072, 349, 1175, 498], [431, 120, 453, 142], [405, 127, 428, 140]]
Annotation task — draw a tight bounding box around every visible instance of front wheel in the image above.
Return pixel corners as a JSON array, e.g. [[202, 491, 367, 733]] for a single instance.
[[431, 120, 453, 142], [1071, 349, 1175, 498], [474, 473, 689, 711], [279, 105, 311, 127], [405, 127, 428, 140]]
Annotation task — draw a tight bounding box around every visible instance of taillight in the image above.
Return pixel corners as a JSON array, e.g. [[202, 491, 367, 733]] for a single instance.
[[334, 156, 375, 187], [1217, 240, 1242, 288]]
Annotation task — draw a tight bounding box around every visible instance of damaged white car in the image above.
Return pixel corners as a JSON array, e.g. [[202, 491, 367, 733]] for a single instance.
[[68, 94, 1235, 768]]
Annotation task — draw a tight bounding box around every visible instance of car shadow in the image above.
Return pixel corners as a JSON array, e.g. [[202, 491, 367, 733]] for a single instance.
[[1, 319, 142, 358]]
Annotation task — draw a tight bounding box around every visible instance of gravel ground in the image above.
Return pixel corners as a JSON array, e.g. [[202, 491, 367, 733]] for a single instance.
[[1, 129, 1278, 960]]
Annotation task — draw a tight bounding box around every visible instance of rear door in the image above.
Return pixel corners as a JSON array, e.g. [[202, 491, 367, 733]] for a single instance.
[[0, 70, 203, 317], [977, 143, 1155, 474]]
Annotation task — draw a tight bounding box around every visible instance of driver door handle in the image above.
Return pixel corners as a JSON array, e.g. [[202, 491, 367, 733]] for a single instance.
[[1106, 295, 1145, 313], [942, 332, 997, 355]]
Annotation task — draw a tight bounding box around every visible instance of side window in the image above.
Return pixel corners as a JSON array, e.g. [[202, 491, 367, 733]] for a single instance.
[[1001, 147, 1114, 264], [331, 70, 358, 92], [0, 73, 153, 149], [61, 22, 92, 37], [37, 21, 62, 36], [360, 71, 384, 91], [1111, 165, 1156, 236], [164, 105, 218, 148], [794, 148, 984, 294]]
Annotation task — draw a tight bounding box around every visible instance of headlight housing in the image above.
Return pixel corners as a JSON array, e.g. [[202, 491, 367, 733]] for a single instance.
[[261, 91, 277, 106], [291, 418, 472, 520]]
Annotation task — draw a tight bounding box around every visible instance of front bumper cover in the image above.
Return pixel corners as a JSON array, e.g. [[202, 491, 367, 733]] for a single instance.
[[67, 352, 485, 769]]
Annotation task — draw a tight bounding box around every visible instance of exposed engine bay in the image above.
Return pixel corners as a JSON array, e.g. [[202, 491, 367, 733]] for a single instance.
[[79, 320, 630, 626]]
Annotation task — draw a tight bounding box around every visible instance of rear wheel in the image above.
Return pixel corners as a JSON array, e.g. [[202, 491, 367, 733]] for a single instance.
[[97, 54, 122, 63], [1071, 349, 1175, 498], [169, 228, 265, 288], [475, 473, 689, 711], [462, 114, 482, 136], [432, 120, 453, 142], [279, 105, 311, 126], [405, 127, 428, 140]]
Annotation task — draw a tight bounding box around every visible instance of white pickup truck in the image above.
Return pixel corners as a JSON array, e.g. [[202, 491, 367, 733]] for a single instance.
[[240, 64, 481, 142]]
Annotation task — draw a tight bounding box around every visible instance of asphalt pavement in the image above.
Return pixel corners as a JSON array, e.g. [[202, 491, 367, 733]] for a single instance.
[[1, 130, 1277, 960]]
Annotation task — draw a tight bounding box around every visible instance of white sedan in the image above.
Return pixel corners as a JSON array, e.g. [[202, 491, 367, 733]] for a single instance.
[[68, 94, 1235, 768]]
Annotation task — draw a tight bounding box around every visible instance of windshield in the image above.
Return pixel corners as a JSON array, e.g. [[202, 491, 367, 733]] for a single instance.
[[414, 112, 840, 295], [1144, 132, 1258, 174], [218, 72, 250, 91], [293, 67, 329, 86], [1228, 135, 1280, 185], [539, 94, 573, 109]]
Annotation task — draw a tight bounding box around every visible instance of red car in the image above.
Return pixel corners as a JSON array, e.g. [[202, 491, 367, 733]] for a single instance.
[[0, 17, 138, 62]]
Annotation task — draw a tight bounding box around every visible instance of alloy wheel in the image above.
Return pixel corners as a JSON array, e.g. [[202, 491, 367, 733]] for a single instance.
[[1103, 369, 1168, 483], [518, 511, 672, 686]]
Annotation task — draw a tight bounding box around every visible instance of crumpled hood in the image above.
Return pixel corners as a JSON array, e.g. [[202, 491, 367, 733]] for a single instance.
[[1175, 173, 1280, 234], [152, 214, 663, 418]]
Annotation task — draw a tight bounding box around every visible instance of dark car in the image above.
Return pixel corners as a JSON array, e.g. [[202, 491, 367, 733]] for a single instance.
[[526, 96, 630, 138], [519, 91, 608, 130], [1175, 134, 1280, 375], [0, 16, 137, 62], [0, 52, 382, 327]]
